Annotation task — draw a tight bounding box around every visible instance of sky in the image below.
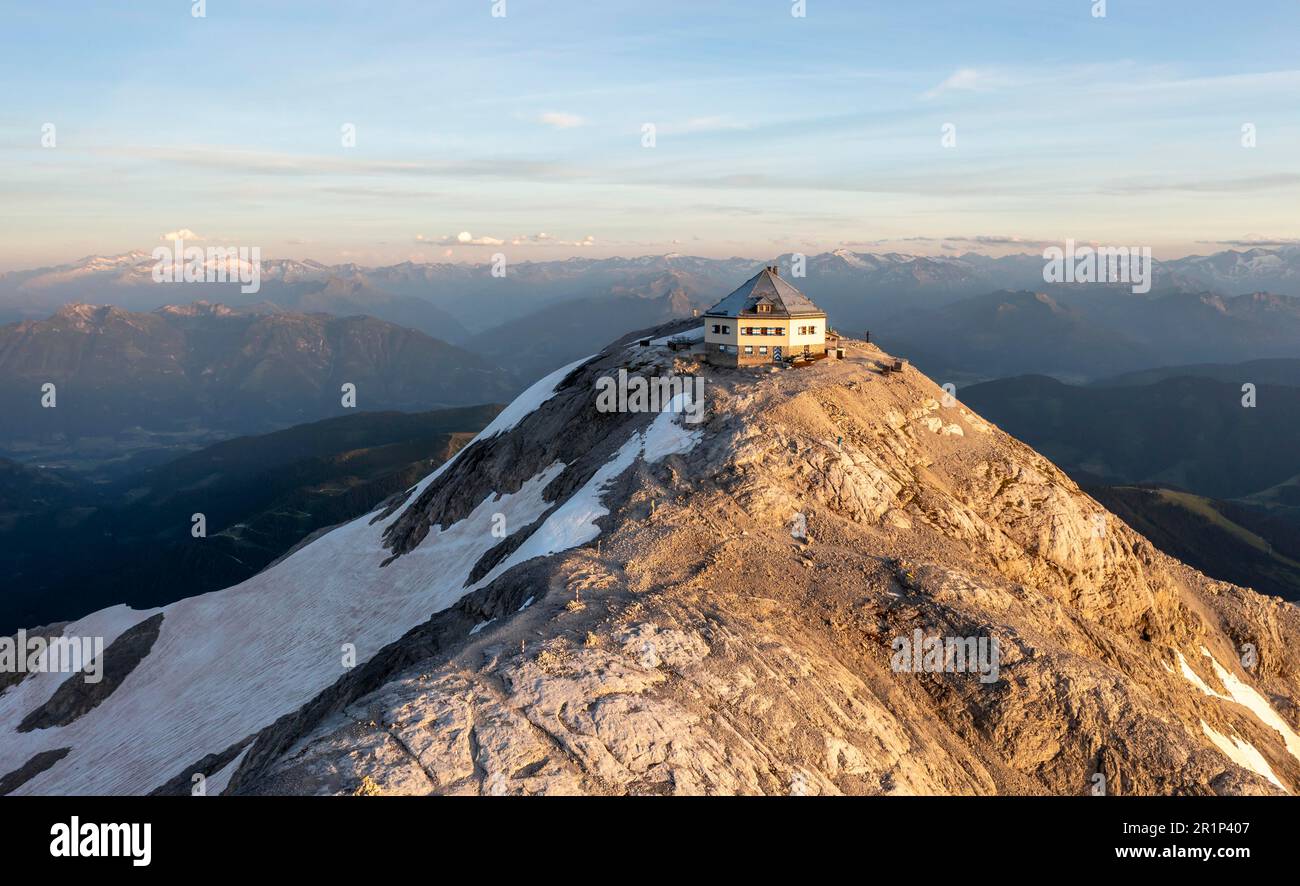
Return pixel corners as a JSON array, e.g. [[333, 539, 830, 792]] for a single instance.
[[1, 0, 1299, 270]]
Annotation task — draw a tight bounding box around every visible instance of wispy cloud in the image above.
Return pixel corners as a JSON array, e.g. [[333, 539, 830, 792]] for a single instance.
[[921, 62, 1300, 102], [537, 111, 585, 129], [923, 67, 1011, 99], [415, 231, 596, 248], [1102, 174, 1300, 195], [507, 232, 594, 246], [841, 234, 1058, 251], [1199, 235, 1300, 247], [957, 235, 1057, 248], [161, 228, 204, 242], [87, 145, 582, 182], [650, 116, 752, 135], [416, 231, 505, 247]]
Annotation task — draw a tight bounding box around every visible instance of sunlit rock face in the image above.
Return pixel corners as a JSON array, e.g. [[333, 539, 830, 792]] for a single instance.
[[4, 320, 1299, 797]]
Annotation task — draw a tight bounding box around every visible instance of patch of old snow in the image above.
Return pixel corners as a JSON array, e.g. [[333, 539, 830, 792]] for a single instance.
[[832, 248, 871, 269], [0, 463, 567, 795], [474, 393, 702, 588], [0, 603, 163, 731], [484, 438, 640, 576], [393, 354, 592, 515], [1200, 720, 1286, 790], [1178, 651, 1218, 696], [481, 354, 594, 441], [469, 618, 496, 636], [642, 391, 705, 460], [205, 745, 251, 796], [1202, 647, 1300, 762], [1178, 648, 1300, 789], [0, 364, 700, 796]]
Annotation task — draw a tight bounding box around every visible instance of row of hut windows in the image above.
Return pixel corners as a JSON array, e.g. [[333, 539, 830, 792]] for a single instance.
[[711, 324, 817, 336], [717, 344, 776, 355]]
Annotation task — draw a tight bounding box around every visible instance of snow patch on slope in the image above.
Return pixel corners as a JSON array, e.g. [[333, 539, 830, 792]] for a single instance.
[[398, 354, 590, 506], [0, 355, 599, 795], [473, 392, 703, 589], [480, 354, 594, 440], [0, 354, 702, 795], [0, 604, 162, 736], [1178, 651, 1218, 697], [0, 463, 566, 794], [1201, 648, 1300, 762], [831, 248, 871, 269], [1199, 721, 1285, 790], [643, 391, 706, 459], [1177, 648, 1300, 791], [205, 745, 251, 796]]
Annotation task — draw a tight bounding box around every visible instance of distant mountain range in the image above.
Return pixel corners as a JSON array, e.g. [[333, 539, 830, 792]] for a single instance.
[[0, 246, 1276, 323], [0, 302, 515, 465], [465, 271, 700, 381], [5, 245, 1300, 384], [880, 288, 1300, 384], [961, 371, 1300, 500], [0, 252, 734, 341], [1094, 358, 1300, 388]]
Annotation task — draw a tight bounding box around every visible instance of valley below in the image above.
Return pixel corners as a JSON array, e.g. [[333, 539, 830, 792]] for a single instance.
[[0, 406, 500, 633]]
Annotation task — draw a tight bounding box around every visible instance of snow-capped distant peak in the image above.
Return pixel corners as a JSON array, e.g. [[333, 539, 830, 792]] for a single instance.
[[831, 248, 872, 269]]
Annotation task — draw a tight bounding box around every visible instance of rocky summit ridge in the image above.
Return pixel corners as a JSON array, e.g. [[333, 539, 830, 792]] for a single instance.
[[3, 319, 1299, 796]]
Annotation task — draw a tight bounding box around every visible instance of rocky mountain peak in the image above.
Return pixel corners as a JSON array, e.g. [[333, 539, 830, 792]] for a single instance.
[[248, 325, 1297, 797], [154, 300, 240, 318], [3, 321, 1298, 796]]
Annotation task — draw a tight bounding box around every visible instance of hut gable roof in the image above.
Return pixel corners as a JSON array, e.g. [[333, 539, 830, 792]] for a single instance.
[[704, 267, 825, 318]]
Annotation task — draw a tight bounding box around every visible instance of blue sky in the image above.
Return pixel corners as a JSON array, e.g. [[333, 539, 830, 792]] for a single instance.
[[2, 0, 1299, 268]]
